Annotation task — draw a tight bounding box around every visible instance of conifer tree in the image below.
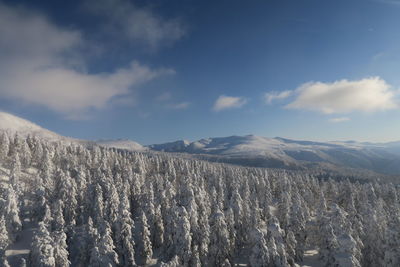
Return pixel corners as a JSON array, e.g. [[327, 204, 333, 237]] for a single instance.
[[51, 200, 65, 232], [208, 210, 231, 266], [4, 186, 21, 242], [115, 194, 136, 267], [30, 222, 56, 267], [138, 211, 153, 265], [249, 229, 270, 267], [9, 152, 22, 194], [383, 211, 400, 267], [89, 220, 119, 267], [0, 216, 9, 266], [173, 206, 192, 266], [53, 231, 70, 267], [319, 223, 339, 267], [0, 132, 9, 163]]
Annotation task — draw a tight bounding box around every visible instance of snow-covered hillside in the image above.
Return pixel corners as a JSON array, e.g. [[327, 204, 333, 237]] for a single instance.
[[0, 112, 143, 150], [96, 139, 147, 152], [150, 135, 378, 156], [2, 111, 400, 176], [1, 132, 399, 267], [149, 135, 400, 175], [0, 112, 70, 142]]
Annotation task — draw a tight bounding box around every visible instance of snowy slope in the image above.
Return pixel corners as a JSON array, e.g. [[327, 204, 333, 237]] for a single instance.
[[150, 135, 353, 155], [3, 111, 400, 175], [0, 111, 68, 141], [0, 111, 149, 150], [149, 135, 400, 175], [148, 134, 374, 158], [96, 139, 147, 152]]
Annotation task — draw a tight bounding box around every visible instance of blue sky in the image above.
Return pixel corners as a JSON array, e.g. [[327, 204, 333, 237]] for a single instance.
[[1, 0, 400, 144]]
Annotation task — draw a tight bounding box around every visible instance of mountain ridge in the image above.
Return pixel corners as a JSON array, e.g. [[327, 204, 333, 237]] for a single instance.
[[2, 111, 400, 177]]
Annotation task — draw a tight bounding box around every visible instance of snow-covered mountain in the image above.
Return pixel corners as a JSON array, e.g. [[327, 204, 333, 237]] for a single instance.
[[0, 111, 146, 150], [0, 111, 67, 141], [149, 135, 355, 156], [2, 111, 400, 176], [3, 132, 396, 266], [96, 139, 147, 152], [149, 135, 400, 175]]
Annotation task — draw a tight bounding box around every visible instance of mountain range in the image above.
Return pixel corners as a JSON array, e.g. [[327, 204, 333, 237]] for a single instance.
[[1, 111, 400, 179]]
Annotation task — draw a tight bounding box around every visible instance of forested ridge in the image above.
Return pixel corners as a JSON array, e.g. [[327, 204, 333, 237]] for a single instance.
[[0, 132, 399, 267]]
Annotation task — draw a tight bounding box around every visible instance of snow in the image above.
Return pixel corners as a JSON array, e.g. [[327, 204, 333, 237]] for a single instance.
[[0, 166, 9, 183], [0, 111, 73, 142], [150, 135, 351, 156], [148, 135, 400, 176], [147, 134, 372, 159], [301, 249, 322, 267], [1, 131, 399, 267], [148, 140, 191, 152], [96, 139, 147, 152], [269, 205, 277, 216], [5, 219, 36, 266], [4, 111, 400, 176]]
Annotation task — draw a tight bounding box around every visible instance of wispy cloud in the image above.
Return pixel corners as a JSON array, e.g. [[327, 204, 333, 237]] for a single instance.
[[156, 92, 172, 102], [83, 0, 185, 48], [168, 102, 190, 110], [264, 90, 293, 104], [286, 77, 398, 114], [156, 92, 190, 110], [0, 3, 173, 120], [213, 95, 247, 111], [373, 0, 400, 6], [329, 117, 351, 123]]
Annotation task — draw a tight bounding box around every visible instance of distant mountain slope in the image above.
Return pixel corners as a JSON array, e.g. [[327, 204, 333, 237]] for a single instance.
[[2, 111, 400, 176], [148, 135, 400, 175], [148, 135, 368, 158], [96, 139, 147, 151]]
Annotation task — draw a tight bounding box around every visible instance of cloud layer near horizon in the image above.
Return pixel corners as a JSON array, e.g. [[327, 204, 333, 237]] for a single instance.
[[0, 3, 173, 119]]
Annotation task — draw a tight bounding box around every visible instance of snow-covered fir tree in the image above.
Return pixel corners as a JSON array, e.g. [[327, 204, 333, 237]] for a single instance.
[[0, 131, 399, 266]]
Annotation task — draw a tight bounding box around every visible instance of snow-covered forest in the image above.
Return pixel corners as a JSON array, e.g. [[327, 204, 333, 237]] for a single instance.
[[1, 132, 400, 267]]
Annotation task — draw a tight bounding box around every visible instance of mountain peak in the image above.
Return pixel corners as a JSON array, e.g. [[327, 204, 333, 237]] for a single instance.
[[0, 111, 65, 141]]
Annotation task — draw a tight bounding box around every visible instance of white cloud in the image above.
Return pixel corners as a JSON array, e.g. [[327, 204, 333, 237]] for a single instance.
[[83, 0, 185, 48], [2, 62, 171, 119], [0, 4, 82, 64], [264, 90, 292, 104], [0, 3, 172, 119], [213, 95, 247, 111], [156, 92, 190, 110], [329, 117, 351, 123], [156, 92, 172, 102], [168, 102, 190, 110], [286, 77, 398, 113]]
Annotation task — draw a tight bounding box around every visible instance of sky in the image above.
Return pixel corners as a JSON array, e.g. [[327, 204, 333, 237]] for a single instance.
[[1, 0, 400, 144]]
